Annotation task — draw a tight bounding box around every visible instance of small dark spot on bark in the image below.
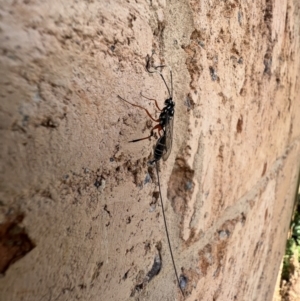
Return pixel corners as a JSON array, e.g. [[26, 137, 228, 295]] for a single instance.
[[104, 205, 111, 217], [94, 180, 101, 188], [263, 52, 272, 75], [236, 116, 243, 133], [152, 191, 159, 201], [209, 66, 219, 81], [78, 283, 87, 290], [146, 254, 161, 281], [132, 283, 144, 296], [41, 117, 58, 128], [179, 275, 188, 289], [261, 162, 267, 176], [0, 212, 35, 274], [123, 269, 130, 280], [265, 208, 268, 221]]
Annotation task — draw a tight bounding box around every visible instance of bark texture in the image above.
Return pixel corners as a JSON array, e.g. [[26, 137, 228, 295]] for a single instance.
[[0, 0, 300, 300]]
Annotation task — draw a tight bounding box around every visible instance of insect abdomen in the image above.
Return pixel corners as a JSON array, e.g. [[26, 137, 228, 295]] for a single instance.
[[150, 135, 166, 163]]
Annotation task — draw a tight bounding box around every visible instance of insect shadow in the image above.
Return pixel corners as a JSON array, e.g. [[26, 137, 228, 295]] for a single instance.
[[118, 55, 186, 297]]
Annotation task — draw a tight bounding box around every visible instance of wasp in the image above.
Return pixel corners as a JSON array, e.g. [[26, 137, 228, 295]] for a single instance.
[[118, 56, 185, 297], [117, 56, 174, 164]]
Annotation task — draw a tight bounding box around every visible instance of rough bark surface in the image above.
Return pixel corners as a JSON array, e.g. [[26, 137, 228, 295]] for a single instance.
[[0, 1, 300, 301]]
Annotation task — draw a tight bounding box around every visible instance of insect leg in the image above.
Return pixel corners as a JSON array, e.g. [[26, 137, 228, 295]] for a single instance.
[[117, 95, 159, 122], [129, 124, 162, 143], [140, 93, 162, 111]]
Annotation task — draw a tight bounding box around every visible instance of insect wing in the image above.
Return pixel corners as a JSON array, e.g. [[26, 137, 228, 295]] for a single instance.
[[162, 114, 173, 161]]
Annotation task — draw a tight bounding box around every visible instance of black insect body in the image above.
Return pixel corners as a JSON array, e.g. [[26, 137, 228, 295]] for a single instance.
[[150, 134, 166, 164], [118, 58, 185, 298], [149, 98, 174, 164], [117, 94, 174, 165]]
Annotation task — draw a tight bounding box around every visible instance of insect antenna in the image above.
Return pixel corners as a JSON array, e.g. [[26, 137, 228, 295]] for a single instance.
[[170, 67, 173, 99], [154, 161, 185, 297], [157, 69, 172, 99], [146, 57, 173, 99]]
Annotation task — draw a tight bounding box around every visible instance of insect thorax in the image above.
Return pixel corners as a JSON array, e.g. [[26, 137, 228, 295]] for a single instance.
[[159, 98, 175, 127]]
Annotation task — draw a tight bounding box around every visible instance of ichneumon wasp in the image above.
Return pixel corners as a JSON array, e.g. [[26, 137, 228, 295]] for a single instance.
[[117, 57, 174, 164], [118, 55, 185, 298]]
